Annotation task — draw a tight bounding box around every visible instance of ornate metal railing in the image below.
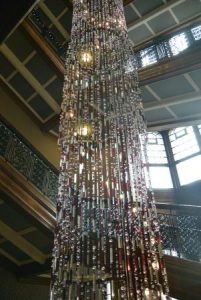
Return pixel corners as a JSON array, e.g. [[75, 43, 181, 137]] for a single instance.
[[0, 121, 58, 204], [0, 121, 201, 262], [158, 205, 201, 263], [29, 7, 201, 69]]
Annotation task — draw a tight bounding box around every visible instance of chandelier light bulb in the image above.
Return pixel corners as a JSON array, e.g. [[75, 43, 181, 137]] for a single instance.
[[152, 260, 160, 271]]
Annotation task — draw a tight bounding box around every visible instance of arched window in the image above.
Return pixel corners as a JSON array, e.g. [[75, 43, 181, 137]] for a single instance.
[[146, 132, 173, 189], [169, 126, 201, 185]]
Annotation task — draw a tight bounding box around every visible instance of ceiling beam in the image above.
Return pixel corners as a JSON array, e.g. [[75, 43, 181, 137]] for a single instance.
[[128, 0, 185, 32], [144, 90, 201, 112], [0, 226, 36, 244], [0, 220, 47, 264], [148, 116, 201, 131], [0, 44, 61, 113]]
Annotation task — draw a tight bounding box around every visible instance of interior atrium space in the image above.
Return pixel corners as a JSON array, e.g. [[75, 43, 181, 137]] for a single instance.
[[0, 0, 201, 299]]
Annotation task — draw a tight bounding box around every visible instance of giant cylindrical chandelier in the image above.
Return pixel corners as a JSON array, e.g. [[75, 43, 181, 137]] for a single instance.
[[50, 0, 169, 299]]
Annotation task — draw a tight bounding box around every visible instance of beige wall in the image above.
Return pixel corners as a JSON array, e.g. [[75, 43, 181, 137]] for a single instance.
[[0, 87, 60, 169]]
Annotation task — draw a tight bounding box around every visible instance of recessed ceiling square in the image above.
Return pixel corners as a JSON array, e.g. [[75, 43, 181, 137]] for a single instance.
[[44, 0, 67, 17], [124, 5, 139, 24], [0, 202, 32, 231], [134, 0, 163, 16], [46, 78, 63, 105], [29, 95, 54, 119], [25, 54, 55, 85], [172, 0, 201, 22], [5, 28, 34, 62], [0, 53, 15, 78], [128, 24, 152, 44], [145, 108, 174, 123], [59, 10, 73, 33], [24, 230, 53, 254], [9, 73, 35, 100], [141, 87, 157, 103], [1, 241, 30, 261], [149, 75, 194, 99], [188, 69, 201, 90], [170, 100, 201, 117], [148, 11, 176, 33]]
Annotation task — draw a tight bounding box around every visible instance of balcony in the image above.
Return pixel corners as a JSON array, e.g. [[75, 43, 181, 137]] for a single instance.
[[0, 119, 201, 299]]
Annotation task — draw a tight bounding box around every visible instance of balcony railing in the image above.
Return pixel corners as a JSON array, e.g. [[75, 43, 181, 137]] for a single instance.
[[158, 204, 201, 263], [29, 7, 201, 69], [0, 121, 201, 263], [0, 120, 58, 204]]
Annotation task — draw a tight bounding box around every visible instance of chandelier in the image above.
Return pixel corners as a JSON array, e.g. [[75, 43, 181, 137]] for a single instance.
[[50, 0, 169, 299]]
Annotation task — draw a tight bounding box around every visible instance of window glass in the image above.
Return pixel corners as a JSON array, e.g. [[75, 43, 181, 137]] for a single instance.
[[191, 25, 201, 41], [169, 126, 199, 161], [177, 155, 201, 185], [198, 124, 201, 135], [149, 166, 173, 189], [147, 132, 168, 164], [140, 46, 157, 67], [169, 32, 189, 56]]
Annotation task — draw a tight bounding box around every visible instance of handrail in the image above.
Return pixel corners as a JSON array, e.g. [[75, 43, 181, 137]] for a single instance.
[[0, 119, 200, 263], [0, 119, 58, 204]]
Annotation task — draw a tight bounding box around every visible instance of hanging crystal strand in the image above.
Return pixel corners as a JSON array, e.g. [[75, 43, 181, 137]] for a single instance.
[[51, 0, 170, 298]]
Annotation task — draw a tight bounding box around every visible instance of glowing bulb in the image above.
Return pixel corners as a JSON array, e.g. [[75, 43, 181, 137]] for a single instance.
[[152, 260, 159, 271], [119, 193, 124, 200], [65, 109, 74, 119], [80, 51, 92, 64], [144, 288, 150, 297], [150, 237, 155, 245], [132, 207, 137, 214], [81, 126, 88, 136]]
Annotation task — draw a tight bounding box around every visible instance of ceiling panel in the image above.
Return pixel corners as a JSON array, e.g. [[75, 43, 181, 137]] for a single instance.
[[51, 25, 66, 44], [0, 203, 32, 232], [170, 100, 201, 117], [25, 54, 56, 85], [59, 10, 73, 33], [44, 0, 67, 17], [34, 7, 52, 27], [148, 11, 177, 33], [0, 53, 15, 78], [134, 0, 163, 16], [24, 230, 53, 254], [141, 87, 157, 103], [46, 77, 63, 105], [29, 95, 54, 119], [149, 75, 195, 99], [9, 73, 35, 100], [5, 29, 34, 62], [188, 69, 201, 90], [145, 108, 174, 122], [124, 5, 139, 24], [1, 241, 30, 261], [172, 0, 201, 22], [128, 24, 152, 44]]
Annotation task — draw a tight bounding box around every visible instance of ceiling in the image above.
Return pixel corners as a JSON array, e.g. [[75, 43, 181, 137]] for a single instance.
[[0, 0, 201, 138]]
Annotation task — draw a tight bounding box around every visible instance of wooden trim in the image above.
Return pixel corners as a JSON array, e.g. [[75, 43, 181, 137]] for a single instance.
[[0, 220, 46, 264], [0, 157, 56, 231], [22, 19, 65, 76]]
